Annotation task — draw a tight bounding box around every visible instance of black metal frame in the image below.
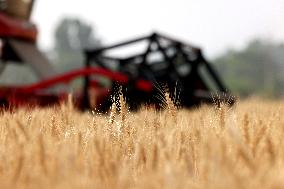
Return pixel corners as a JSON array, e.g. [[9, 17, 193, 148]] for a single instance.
[[84, 32, 233, 110]]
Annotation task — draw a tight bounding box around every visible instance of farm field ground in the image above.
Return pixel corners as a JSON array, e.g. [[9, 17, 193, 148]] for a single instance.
[[0, 97, 284, 189]]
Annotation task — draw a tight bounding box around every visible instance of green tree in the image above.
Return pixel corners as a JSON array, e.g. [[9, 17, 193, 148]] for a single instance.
[[214, 39, 284, 97], [55, 18, 101, 52], [52, 18, 102, 73]]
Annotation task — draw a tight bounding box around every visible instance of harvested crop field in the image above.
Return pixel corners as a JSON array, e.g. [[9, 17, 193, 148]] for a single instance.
[[0, 98, 284, 189]]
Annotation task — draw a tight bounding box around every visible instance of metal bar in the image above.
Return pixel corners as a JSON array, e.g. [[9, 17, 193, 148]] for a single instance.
[[123, 54, 144, 62], [17, 67, 129, 93], [85, 34, 152, 56], [120, 44, 174, 63], [82, 54, 91, 110], [141, 38, 154, 66], [202, 59, 227, 92], [156, 32, 200, 51], [8, 39, 57, 79], [93, 44, 174, 65], [180, 46, 210, 91], [154, 37, 175, 69]]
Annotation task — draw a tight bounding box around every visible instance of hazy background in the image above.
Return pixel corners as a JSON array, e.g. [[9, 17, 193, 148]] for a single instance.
[[2, 0, 284, 97], [32, 0, 284, 58]]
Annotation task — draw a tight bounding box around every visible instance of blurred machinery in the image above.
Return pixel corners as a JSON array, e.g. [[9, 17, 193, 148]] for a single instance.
[[0, 0, 234, 111], [84, 33, 233, 110]]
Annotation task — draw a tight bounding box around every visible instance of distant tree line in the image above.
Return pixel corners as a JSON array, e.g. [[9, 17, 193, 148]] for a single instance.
[[47, 18, 102, 90], [213, 39, 284, 97], [51, 18, 102, 73]]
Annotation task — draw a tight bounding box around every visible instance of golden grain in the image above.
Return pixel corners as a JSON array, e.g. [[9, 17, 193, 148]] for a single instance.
[[0, 98, 282, 188]]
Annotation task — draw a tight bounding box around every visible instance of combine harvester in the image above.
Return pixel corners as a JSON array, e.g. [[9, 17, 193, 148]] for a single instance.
[[0, 0, 234, 111]]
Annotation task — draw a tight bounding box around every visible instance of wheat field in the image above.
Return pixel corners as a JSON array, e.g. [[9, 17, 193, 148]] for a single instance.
[[0, 96, 284, 189]]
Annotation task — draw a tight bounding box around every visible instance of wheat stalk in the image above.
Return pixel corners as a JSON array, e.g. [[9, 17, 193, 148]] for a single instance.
[[0, 98, 281, 189]]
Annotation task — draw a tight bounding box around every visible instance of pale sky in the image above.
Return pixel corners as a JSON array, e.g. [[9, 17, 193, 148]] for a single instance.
[[32, 0, 284, 58]]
